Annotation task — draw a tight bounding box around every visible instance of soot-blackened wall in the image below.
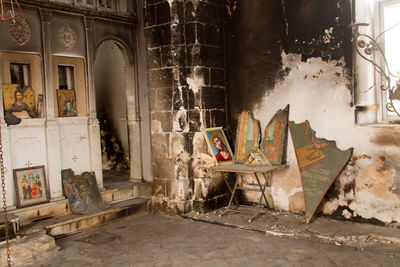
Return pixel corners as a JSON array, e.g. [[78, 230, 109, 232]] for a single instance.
[[226, 0, 352, 136], [145, 0, 229, 213]]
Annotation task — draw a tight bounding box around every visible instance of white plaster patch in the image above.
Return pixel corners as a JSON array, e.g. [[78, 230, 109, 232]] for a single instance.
[[196, 107, 204, 129], [186, 66, 205, 94], [271, 187, 302, 210], [192, 132, 207, 157], [281, 51, 301, 70], [342, 209, 352, 219], [201, 179, 209, 198], [323, 157, 400, 223], [349, 190, 400, 223], [173, 107, 189, 132]]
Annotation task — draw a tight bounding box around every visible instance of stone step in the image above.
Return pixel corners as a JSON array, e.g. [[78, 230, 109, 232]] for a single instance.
[[23, 198, 149, 238], [8, 181, 152, 226]]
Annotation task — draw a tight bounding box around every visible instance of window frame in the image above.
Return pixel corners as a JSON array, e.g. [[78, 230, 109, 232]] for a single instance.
[[10, 62, 31, 88], [57, 65, 76, 90], [354, 0, 400, 123]]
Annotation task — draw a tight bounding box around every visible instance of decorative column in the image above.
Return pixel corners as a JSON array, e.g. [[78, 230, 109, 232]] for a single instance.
[[84, 16, 103, 188], [136, 0, 153, 182], [40, 9, 63, 200], [125, 64, 143, 180]]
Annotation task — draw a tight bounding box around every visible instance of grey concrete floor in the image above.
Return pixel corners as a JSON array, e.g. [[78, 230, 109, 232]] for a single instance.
[[19, 214, 400, 267]]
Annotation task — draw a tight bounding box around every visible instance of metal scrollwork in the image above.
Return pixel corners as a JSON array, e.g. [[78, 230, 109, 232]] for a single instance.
[[351, 23, 400, 117]]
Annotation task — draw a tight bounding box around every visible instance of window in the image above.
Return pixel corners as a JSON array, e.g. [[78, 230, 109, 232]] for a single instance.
[[380, 1, 400, 119], [10, 63, 31, 87], [58, 65, 75, 89], [354, 0, 400, 123]]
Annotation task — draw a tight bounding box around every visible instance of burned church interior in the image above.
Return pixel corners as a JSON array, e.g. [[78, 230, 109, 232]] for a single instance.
[[1, 0, 400, 266]]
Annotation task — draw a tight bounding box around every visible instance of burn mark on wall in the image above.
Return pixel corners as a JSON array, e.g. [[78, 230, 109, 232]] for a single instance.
[[371, 128, 400, 147], [283, 0, 352, 63], [226, 0, 285, 134], [226, 0, 352, 138]]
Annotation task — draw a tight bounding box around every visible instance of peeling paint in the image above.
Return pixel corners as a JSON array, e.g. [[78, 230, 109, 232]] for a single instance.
[[175, 151, 189, 180], [323, 27, 333, 44], [247, 51, 400, 224], [173, 107, 189, 132], [192, 132, 210, 180], [322, 156, 400, 223], [349, 158, 400, 223], [254, 52, 356, 164]]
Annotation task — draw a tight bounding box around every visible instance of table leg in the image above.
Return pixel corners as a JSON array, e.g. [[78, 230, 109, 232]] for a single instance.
[[220, 175, 240, 217], [255, 172, 270, 207], [223, 174, 239, 205], [248, 172, 271, 222]]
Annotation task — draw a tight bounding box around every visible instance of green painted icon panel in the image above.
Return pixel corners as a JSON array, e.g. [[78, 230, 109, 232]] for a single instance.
[[289, 120, 353, 223]]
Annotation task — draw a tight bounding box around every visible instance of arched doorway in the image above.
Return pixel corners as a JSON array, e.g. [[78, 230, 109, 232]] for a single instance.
[[94, 39, 137, 185]]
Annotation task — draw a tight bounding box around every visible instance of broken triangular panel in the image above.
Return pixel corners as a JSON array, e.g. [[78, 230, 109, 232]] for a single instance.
[[260, 105, 289, 166], [289, 120, 353, 223], [234, 111, 261, 163]]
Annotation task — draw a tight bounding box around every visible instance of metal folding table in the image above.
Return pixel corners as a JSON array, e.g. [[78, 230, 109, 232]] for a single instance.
[[211, 164, 283, 222]]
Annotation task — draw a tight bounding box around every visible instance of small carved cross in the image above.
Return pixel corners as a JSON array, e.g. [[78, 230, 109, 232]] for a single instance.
[[72, 155, 79, 162], [25, 161, 33, 167]]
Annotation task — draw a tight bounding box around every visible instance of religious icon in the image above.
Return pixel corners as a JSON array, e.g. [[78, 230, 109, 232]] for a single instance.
[[13, 165, 50, 208], [3, 84, 35, 117], [57, 89, 77, 117], [61, 169, 107, 214], [202, 127, 234, 165]]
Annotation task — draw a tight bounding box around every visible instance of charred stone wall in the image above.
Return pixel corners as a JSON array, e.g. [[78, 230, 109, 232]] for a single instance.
[[144, 0, 228, 213]]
